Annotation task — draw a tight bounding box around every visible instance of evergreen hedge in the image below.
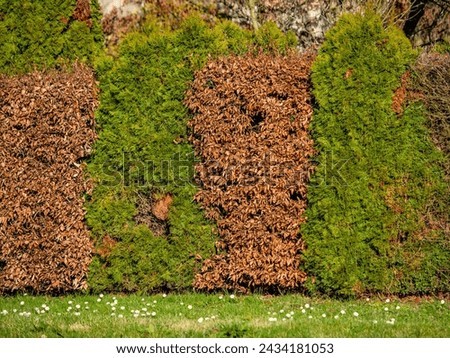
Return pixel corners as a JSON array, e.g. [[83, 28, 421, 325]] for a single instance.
[[301, 12, 449, 297], [0, 0, 103, 74], [86, 16, 298, 293]]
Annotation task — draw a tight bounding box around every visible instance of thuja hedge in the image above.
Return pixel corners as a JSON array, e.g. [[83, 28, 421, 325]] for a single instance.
[[0, 0, 103, 74], [86, 16, 298, 293], [301, 12, 449, 296]]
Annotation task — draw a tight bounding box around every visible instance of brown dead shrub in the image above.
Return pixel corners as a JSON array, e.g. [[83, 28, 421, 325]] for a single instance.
[[184, 50, 316, 292], [0, 63, 98, 293]]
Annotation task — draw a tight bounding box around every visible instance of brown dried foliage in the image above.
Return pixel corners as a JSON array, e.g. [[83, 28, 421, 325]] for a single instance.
[[0, 63, 98, 293], [185, 50, 316, 292], [73, 0, 93, 28], [392, 70, 410, 115]]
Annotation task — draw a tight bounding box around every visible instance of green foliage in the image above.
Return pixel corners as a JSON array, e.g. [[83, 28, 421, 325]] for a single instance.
[[87, 15, 297, 293], [0, 0, 103, 74], [301, 12, 449, 297]]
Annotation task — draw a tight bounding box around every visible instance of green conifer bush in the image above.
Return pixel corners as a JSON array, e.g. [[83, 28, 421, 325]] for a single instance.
[[301, 12, 449, 296], [0, 0, 103, 74], [86, 16, 298, 293]]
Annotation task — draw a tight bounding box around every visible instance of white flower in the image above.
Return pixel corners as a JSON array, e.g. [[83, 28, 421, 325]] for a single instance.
[[13, 309, 17, 313], [353, 312, 359, 317], [290, 311, 294, 315], [74, 312, 80, 316], [151, 311, 156, 316], [153, 300, 157, 304], [1, 310, 8, 315], [211, 316, 216, 319], [68, 301, 73, 305], [340, 310, 346, 315], [268, 317, 277, 322], [133, 314, 139, 318], [205, 317, 210, 321], [322, 313, 326, 318], [396, 306, 400, 310], [188, 305, 193, 310], [106, 302, 110, 305], [75, 304, 81, 309], [142, 307, 147, 312], [301, 309, 306, 314], [286, 313, 291, 318], [84, 301, 88, 305], [279, 309, 284, 313], [20, 301, 25, 306], [385, 298, 390, 303], [373, 320, 378, 324], [112, 297, 116, 301], [67, 307, 72, 312], [308, 315, 313, 319], [386, 320, 395, 325], [384, 307, 389, 311], [282, 318, 286, 321], [120, 306, 125, 310], [99, 294, 104, 298], [163, 294, 167, 298], [40, 310, 46, 314], [45, 306, 49, 311], [230, 294, 235, 299], [118, 314, 123, 318], [96, 298, 101, 302], [111, 307, 116, 311], [180, 302, 184, 305], [334, 315, 339, 319], [305, 303, 310, 309], [85, 306, 89, 310], [440, 300, 445, 305], [198, 317, 204, 323], [366, 298, 370, 301], [111, 313, 116, 316], [219, 295, 223, 300]]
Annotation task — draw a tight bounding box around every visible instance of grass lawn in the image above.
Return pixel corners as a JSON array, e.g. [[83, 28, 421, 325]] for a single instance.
[[0, 293, 448, 338]]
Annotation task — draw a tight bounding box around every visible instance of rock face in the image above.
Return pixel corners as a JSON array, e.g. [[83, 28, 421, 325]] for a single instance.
[[97, 0, 144, 17], [213, 0, 449, 50], [95, 1, 448, 50]]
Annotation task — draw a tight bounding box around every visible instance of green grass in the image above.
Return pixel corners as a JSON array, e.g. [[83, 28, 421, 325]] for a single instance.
[[0, 293, 448, 337]]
